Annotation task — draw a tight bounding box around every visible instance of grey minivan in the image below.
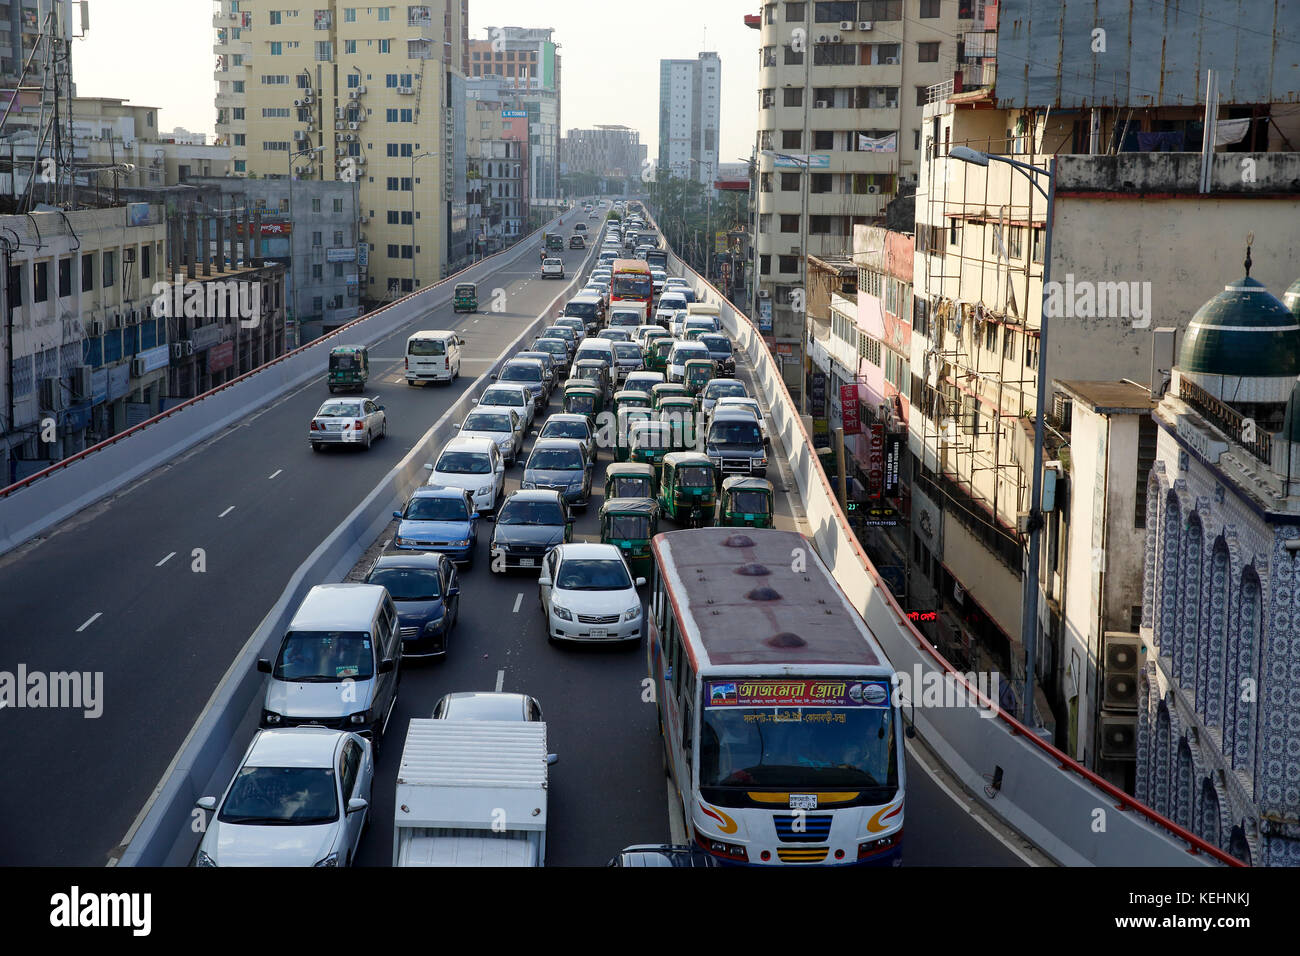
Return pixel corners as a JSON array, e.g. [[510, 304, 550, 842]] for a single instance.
[[258, 584, 402, 742]]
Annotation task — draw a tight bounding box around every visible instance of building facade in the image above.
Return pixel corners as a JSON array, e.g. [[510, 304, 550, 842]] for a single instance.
[[563, 126, 643, 179], [657, 52, 720, 186], [466, 100, 528, 250]]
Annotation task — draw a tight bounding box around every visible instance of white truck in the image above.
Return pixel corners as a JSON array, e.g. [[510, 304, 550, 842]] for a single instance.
[[393, 719, 553, 867]]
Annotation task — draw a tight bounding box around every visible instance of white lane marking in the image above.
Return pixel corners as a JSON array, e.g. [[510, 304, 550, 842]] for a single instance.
[[381, 538, 391, 549], [267, 469, 282, 480], [495, 669, 505, 692], [513, 593, 523, 613], [156, 551, 176, 567], [218, 506, 235, 518], [76, 612, 102, 633]]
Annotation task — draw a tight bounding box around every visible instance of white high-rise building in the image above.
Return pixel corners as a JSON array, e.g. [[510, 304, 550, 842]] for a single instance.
[[657, 52, 720, 185]]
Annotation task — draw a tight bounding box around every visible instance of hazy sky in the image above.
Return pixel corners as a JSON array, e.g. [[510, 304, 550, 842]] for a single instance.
[[74, 0, 759, 163]]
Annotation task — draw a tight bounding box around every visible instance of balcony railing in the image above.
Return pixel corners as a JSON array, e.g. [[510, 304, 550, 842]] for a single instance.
[[926, 79, 954, 103], [1179, 377, 1273, 465]]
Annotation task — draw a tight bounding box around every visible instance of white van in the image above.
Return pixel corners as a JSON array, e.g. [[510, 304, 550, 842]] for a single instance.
[[406, 330, 463, 386], [258, 584, 402, 741]]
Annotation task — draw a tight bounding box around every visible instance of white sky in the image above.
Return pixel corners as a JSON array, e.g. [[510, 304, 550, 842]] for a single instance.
[[73, 0, 759, 164]]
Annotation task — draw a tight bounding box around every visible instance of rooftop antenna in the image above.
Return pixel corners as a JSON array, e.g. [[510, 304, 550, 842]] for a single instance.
[[1244, 231, 1254, 277]]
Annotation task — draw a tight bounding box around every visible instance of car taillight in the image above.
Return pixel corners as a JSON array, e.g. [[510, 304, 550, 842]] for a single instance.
[[310, 420, 319, 430], [354, 420, 365, 430], [405, 357, 409, 369]]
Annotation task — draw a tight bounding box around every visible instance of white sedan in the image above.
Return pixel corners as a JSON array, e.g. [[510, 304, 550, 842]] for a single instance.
[[539, 543, 646, 645], [477, 383, 535, 431], [455, 407, 524, 465], [309, 396, 387, 452], [195, 728, 373, 867]]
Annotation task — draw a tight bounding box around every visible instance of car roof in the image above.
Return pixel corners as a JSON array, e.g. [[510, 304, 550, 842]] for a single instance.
[[371, 552, 447, 572], [556, 542, 624, 560], [441, 435, 497, 453], [531, 437, 586, 451], [246, 728, 344, 768], [706, 377, 745, 389], [410, 485, 472, 500], [504, 488, 565, 503], [503, 356, 544, 367], [711, 407, 760, 421], [290, 583, 387, 631], [543, 413, 591, 428], [439, 691, 529, 721]]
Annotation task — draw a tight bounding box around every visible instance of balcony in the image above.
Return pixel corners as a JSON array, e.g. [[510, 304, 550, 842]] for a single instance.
[[926, 79, 954, 103], [1179, 377, 1273, 465]]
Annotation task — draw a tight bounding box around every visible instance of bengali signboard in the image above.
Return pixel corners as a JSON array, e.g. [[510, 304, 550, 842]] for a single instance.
[[840, 383, 861, 435], [326, 247, 357, 263], [771, 153, 831, 169], [502, 110, 528, 118], [207, 340, 235, 374], [705, 679, 891, 709], [867, 424, 885, 498], [136, 344, 170, 374]]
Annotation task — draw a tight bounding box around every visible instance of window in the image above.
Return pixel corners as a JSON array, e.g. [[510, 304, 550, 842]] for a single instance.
[[783, 45, 804, 65], [815, 1, 856, 20], [813, 44, 857, 66], [918, 42, 940, 63], [312, 231, 322, 247], [1025, 334, 1039, 370], [270, 41, 282, 55], [781, 172, 800, 191], [984, 322, 998, 352], [1008, 226, 1023, 259], [785, 1, 806, 18], [813, 129, 834, 150], [344, 7, 355, 21], [1003, 327, 1017, 360], [81, 252, 94, 291], [758, 213, 772, 234], [345, 40, 356, 54], [378, 39, 389, 53], [916, 86, 929, 107], [33, 261, 48, 303], [949, 218, 960, 247], [269, 10, 281, 24], [781, 129, 802, 150], [778, 255, 798, 273], [378, 7, 390, 20], [312, 264, 323, 279], [57, 257, 71, 297], [811, 173, 833, 193], [141, 246, 152, 280], [919, 0, 940, 16], [1032, 227, 1045, 263], [861, 335, 881, 367], [760, 254, 772, 275], [780, 214, 800, 232], [860, 0, 902, 19], [783, 87, 802, 107], [102, 251, 116, 287]]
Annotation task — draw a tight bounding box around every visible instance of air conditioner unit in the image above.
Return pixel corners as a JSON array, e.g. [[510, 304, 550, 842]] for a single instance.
[[859, 20, 873, 30], [349, 90, 359, 100], [87, 319, 105, 337], [344, 133, 354, 142], [758, 289, 770, 299], [302, 94, 313, 104], [171, 343, 185, 359], [885, 56, 899, 65], [336, 107, 346, 119], [817, 34, 830, 43], [336, 147, 347, 156], [109, 310, 125, 329], [830, 34, 842, 43], [358, 216, 368, 224], [815, 100, 828, 109], [306, 121, 315, 131], [294, 130, 307, 140], [293, 99, 304, 107], [73, 366, 93, 400], [396, 85, 413, 95], [335, 121, 344, 130], [355, 156, 366, 165], [1102, 632, 1141, 712], [183, 341, 194, 356], [40, 377, 63, 411], [130, 357, 147, 377], [1098, 713, 1137, 760], [840, 20, 854, 30], [356, 85, 366, 95], [348, 122, 359, 130], [886, 100, 898, 109], [866, 184, 880, 194]]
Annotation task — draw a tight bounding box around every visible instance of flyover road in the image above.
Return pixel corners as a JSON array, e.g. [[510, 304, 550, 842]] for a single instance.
[[0, 228, 594, 865]]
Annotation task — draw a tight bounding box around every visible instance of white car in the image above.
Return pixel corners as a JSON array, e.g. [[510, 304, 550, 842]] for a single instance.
[[541, 257, 565, 279], [539, 543, 646, 645], [650, 270, 667, 294], [633, 324, 661, 347], [309, 396, 387, 452], [713, 396, 768, 443], [195, 728, 373, 868], [669, 310, 691, 337], [624, 370, 665, 395], [477, 383, 535, 431], [426, 435, 505, 514], [454, 407, 524, 465], [667, 341, 711, 383]]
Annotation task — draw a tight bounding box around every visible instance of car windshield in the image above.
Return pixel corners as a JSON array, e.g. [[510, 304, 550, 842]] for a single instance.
[[557, 558, 633, 591], [672, 348, 707, 364], [219, 766, 339, 826], [566, 303, 597, 319], [436, 451, 492, 474], [367, 567, 442, 601], [612, 275, 652, 297], [542, 421, 589, 442], [535, 340, 565, 355], [463, 413, 511, 433], [700, 702, 897, 793], [677, 466, 714, 488], [409, 339, 446, 356], [731, 490, 771, 513], [274, 631, 374, 682], [482, 389, 523, 406], [615, 343, 642, 359], [706, 381, 748, 400], [710, 421, 762, 446], [317, 403, 362, 418], [612, 477, 652, 497], [701, 335, 732, 354], [498, 500, 564, 526], [501, 365, 541, 383], [528, 448, 584, 470], [404, 495, 469, 521]]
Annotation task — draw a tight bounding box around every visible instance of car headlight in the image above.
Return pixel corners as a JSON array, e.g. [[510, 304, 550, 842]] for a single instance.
[[314, 852, 340, 868], [262, 710, 281, 725], [477, 486, 493, 496], [196, 849, 218, 868], [758, 457, 768, 466], [394, 536, 409, 547], [552, 603, 573, 621], [424, 614, 444, 633], [521, 481, 536, 489], [623, 605, 642, 621], [349, 712, 367, 726], [454, 538, 471, 547]]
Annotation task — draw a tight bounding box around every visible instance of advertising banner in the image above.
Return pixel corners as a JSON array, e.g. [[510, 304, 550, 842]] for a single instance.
[[867, 423, 885, 498], [706, 679, 891, 708], [207, 340, 235, 374], [884, 432, 902, 497], [840, 383, 861, 435]]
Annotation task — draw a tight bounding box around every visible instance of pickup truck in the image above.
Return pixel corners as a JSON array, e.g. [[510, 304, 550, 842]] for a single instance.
[[541, 257, 565, 279], [393, 719, 555, 867]]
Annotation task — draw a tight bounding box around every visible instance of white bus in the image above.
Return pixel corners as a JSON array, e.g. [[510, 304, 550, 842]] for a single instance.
[[648, 527, 904, 866]]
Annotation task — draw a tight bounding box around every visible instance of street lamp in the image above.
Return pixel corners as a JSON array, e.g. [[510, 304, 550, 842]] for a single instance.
[[288, 144, 326, 348], [764, 150, 812, 413], [948, 144, 1056, 728], [410, 150, 440, 291]]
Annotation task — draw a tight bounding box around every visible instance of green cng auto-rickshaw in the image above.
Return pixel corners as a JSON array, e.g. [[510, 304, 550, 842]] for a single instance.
[[719, 475, 775, 529], [658, 452, 719, 527], [651, 382, 690, 412], [328, 345, 370, 393], [656, 395, 699, 450], [604, 461, 657, 500], [613, 389, 652, 416], [682, 358, 714, 398], [570, 359, 611, 405], [615, 405, 655, 462], [453, 282, 478, 313], [628, 419, 674, 480], [546, 233, 565, 252], [562, 382, 602, 423], [599, 497, 660, 581], [646, 338, 674, 375]]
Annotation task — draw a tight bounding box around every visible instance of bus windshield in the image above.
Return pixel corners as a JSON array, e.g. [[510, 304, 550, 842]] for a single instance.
[[700, 687, 897, 795], [611, 275, 653, 298]]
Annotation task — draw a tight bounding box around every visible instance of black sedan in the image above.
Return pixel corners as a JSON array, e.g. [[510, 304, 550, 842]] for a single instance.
[[487, 490, 574, 573]]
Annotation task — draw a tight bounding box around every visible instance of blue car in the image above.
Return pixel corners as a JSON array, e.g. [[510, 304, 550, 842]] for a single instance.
[[391, 486, 479, 566], [364, 552, 460, 659]]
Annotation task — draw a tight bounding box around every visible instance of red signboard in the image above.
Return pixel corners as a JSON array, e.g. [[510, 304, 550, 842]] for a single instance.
[[840, 384, 861, 435], [867, 424, 885, 499], [235, 221, 291, 236], [207, 340, 234, 374]]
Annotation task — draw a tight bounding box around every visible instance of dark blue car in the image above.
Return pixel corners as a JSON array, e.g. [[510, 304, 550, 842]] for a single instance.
[[392, 486, 479, 565], [365, 552, 460, 658]]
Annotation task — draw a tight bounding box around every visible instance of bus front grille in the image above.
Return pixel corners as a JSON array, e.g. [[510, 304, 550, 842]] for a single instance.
[[776, 846, 830, 863], [774, 814, 833, 842]]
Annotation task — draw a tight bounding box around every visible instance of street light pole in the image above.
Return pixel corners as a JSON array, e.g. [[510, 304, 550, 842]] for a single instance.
[[410, 150, 438, 293], [288, 144, 325, 348], [948, 145, 1056, 727]]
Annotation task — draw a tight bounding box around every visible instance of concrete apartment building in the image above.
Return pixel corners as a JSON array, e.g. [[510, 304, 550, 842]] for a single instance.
[[563, 126, 644, 179], [214, 0, 471, 296], [466, 26, 561, 205], [657, 52, 720, 185], [0, 0, 83, 86], [747, 0, 967, 371], [907, 0, 1300, 740], [466, 100, 527, 250]]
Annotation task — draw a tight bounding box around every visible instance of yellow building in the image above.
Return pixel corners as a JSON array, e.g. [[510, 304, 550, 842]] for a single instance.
[[214, 0, 469, 297]]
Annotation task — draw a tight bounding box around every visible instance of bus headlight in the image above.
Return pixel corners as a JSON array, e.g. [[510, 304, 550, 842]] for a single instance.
[[858, 830, 901, 860], [697, 832, 748, 862]]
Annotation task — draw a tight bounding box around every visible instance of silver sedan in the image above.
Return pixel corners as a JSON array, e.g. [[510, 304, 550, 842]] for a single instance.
[[309, 396, 387, 452]]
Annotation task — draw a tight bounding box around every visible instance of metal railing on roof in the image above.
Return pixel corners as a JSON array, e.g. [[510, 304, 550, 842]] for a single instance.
[[1179, 377, 1273, 465]]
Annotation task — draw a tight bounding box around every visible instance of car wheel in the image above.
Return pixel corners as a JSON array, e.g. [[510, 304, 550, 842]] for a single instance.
[[328, 385, 336, 394], [363, 430, 372, 451], [311, 442, 321, 452]]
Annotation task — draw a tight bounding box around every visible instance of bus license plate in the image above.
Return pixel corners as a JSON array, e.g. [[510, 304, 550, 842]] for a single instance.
[[790, 794, 817, 810]]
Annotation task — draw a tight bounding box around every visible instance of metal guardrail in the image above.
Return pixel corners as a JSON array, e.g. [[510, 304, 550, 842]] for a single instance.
[[1179, 377, 1273, 465]]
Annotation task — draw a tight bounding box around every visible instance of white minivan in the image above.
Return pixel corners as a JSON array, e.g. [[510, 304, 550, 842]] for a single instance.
[[406, 331, 463, 386]]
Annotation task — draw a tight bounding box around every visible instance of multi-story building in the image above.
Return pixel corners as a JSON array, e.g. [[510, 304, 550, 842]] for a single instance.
[[657, 52, 720, 186], [0, 0, 79, 88], [1135, 267, 1300, 866], [908, 0, 1300, 734], [466, 26, 561, 205], [466, 100, 528, 250], [563, 126, 644, 180], [214, 0, 470, 296], [746, 1, 966, 378]]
